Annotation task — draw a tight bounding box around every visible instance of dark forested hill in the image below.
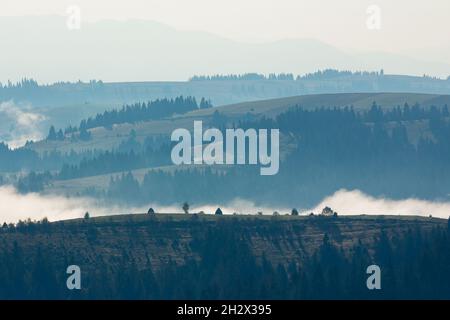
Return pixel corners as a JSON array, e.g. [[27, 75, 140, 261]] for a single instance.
[[0, 214, 448, 299]]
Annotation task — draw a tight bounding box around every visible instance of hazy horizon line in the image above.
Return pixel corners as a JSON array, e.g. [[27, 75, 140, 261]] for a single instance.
[[2, 69, 449, 87]]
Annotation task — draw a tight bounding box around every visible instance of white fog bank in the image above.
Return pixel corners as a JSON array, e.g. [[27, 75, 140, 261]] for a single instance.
[[1, 186, 450, 224], [310, 189, 450, 218]]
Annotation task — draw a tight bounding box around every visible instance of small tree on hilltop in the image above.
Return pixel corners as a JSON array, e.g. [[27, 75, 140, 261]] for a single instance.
[[182, 202, 189, 214], [148, 208, 155, 214], [291, 208, 299, 216], [84, 212, 90, 219], [215, 208, 223, 215]]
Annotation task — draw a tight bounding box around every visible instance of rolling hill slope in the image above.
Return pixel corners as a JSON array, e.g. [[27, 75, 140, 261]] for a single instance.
[[28, 92, 450, 154]]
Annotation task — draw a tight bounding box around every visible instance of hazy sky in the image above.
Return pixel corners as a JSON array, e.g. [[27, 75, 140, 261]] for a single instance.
[[2, 0, 450, 53], [1, 0, 449, 83]]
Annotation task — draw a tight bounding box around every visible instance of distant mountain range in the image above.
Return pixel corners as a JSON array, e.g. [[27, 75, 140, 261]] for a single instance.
[[1, 15, 450, 83]]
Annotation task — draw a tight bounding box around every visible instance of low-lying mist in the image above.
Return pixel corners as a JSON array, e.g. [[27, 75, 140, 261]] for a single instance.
[[0, 186, 449, 224], [0, 185, 125, 223], [310, 189, 450, 218], [0, 101, 46, 148]]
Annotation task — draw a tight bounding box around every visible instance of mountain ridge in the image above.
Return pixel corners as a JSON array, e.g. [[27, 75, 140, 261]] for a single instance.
[[1, 15, 450, 83]]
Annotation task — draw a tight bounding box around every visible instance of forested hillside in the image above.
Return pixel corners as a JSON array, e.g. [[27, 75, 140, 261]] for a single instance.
[[2, 73, 450, 143], [24, 99, 449, 208], [3, 72, 450, 109], [3, 92, 450, 208], [0, 214, 448, 299]]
